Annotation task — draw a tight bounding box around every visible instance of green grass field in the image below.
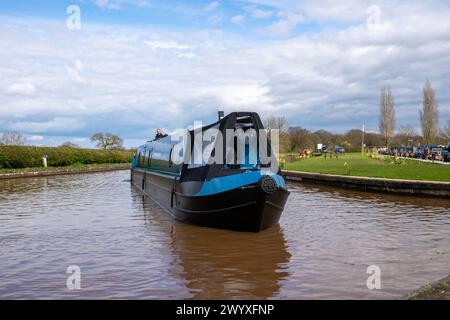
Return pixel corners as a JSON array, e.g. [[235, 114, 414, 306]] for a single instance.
[[283, 153, 450, 182]]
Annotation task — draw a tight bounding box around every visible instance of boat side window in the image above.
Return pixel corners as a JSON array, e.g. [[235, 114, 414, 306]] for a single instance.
[[226, 135, 255, 169], [187, 124, 220, 169], [136, 150, 141, 167], [139, 150, 144, 167], [143, 149, 149, 168], [147, 149, 152, 167], [169, 147, 173, 167]]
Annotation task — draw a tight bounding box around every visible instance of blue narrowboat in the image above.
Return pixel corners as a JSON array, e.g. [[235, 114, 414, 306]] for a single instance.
[[131, 112, 290, 232]]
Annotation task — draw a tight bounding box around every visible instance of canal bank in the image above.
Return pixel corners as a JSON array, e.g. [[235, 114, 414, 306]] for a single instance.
[[407, 275, 450, 300], [0, 164, 130, 180], [282, 170, 450, 197]]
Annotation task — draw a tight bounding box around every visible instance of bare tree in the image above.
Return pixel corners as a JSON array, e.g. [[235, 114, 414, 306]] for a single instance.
[[444, 119, 450, 140], [379, 86, 396, 148], [264, 116, 287, 132], [287, 127, 313, 151], [396, 125, 418, 146], [442, 119, 450, 141], [399, 125, 417, 138], [0, 132, 26, 146], [420, 80, 439, 145], [90, 133, 123, 150]]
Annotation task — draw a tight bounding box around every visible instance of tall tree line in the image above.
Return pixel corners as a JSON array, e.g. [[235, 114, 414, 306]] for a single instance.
[[377, 80, 445, 147], [420, 80, 440, 145], [264, 80, 447, 153], [379, 86, 396, 148]]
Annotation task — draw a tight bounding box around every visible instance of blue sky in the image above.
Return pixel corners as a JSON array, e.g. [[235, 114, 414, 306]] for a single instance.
[[0, 0, 449, 148], [0, 0, 328, 39]]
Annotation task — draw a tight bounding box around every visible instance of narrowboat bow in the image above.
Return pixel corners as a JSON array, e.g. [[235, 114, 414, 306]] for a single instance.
[[131, 112, 289, 232]]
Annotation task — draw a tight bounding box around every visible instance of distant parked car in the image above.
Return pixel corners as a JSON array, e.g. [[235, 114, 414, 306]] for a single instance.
[[334, 146, 345, 154], [443, 145, 450, 162], [431, 148, 444, 161]]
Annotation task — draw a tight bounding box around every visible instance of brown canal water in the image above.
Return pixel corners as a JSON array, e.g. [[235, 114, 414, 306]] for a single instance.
[[0, 170, 449, 299]]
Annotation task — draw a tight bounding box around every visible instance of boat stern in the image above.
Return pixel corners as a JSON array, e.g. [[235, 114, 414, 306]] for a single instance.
[[174, 173, 290, 232]]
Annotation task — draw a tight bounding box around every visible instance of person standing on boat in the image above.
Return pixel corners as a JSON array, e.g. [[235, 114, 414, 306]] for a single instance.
[[154, 128, 168, 140]]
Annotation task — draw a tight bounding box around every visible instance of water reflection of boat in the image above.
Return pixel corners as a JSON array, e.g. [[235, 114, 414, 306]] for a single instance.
[[170, 224, 291, 299], [131, 112, 290, 232], [135, 192, 291, 299]]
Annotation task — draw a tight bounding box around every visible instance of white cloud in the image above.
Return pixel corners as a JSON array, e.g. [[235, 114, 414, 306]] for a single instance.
[[244, 6, 273, 19], [208, 13, 224, 25], [1, 2, 449, 142], [75, 60, 84, 71], [231, 15, 245, 25], [252, 9, 273, 19], [177, 52, 196, 59], [94, 0, 150, 10], [6, 82, 36, 95], [94, 0, 121, 10], [20, 135, 94, 148], [66, 68, 83, 84], [66, 60, 88, 84], [263, 13, 305, 37], [205, 1, 220, 11], [143, 40, 193, 50], [28, 135, 44, 141], [8, 118, 83, 133]]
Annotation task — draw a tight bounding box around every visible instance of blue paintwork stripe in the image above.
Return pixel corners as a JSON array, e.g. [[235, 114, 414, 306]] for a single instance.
[[196, 171, 286, 196]]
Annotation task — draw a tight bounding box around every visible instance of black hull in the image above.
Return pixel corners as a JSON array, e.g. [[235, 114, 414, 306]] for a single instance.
[[132, 169, 289, 232]]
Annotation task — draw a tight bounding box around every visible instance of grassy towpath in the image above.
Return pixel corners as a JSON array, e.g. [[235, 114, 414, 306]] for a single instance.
[[283, 153, 450, 182], [0, 163, 130, 179]]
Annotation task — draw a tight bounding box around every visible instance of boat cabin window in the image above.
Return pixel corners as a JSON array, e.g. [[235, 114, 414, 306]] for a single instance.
[[147, 149, 152, 167], [224, 119, 258, 169], [143, 149, 148, 168], [137, 150, 142, 167], [184, 117, 266, 169], [187, 124, 220, 169], [225, 134, 258, 169]]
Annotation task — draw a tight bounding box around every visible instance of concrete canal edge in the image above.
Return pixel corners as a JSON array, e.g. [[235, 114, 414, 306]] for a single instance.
[[0, 165, 130, 180], [281, 170, 450, 197], [406, 275, 450, 300]]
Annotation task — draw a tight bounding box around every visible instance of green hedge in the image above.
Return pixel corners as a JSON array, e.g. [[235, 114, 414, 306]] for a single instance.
[[0, 146, 133, 169]]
